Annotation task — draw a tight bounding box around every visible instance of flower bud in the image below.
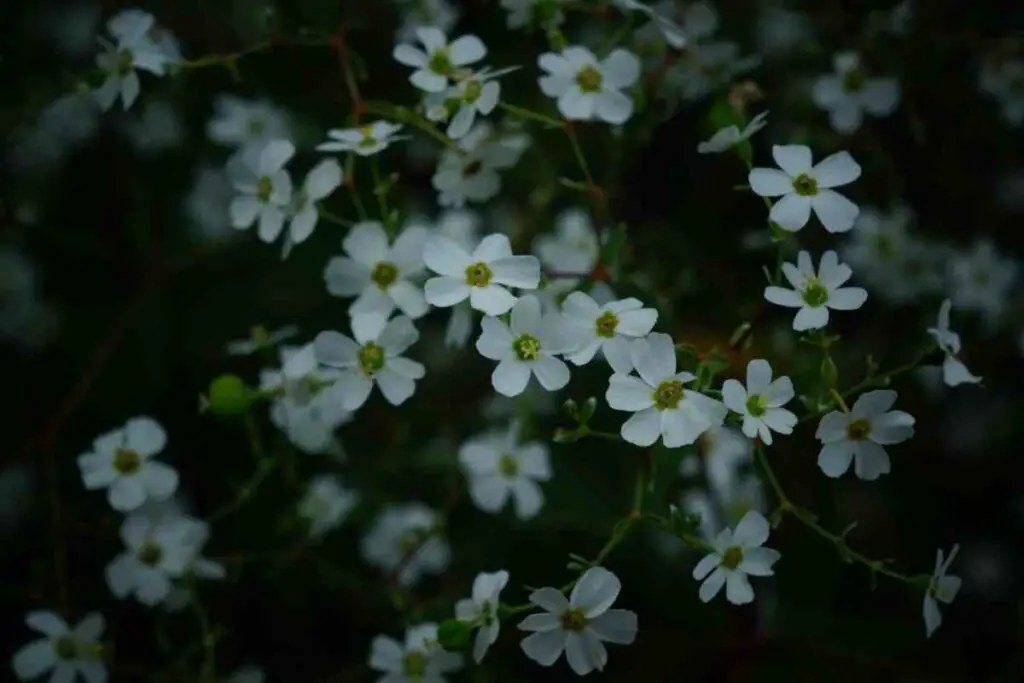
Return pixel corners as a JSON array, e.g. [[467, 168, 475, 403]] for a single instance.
[[437, 619, 471, 651], [205, 374, 253, 416]]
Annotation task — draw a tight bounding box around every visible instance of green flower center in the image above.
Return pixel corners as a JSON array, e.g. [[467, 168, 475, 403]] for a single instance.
[[653, 380, 685, 410], [462, 159, 483, 177], [428, 47, 453, 75], [464, 80, 483, 103], [137, 540, 163, 566], [871, 234, 896, 260], [801, 278, 830, 307], [116, 48, 134, 75], [403, 651, 429, 678], [371, 261, 399, 289], [720, 546, 744, 570], [594, 310, 619, 338], [792, 173, 818, 196], [358, 342, 386, 375], [498, 454, 519, 478], [561, 607, 589, 632], [575, 65, 603, 93], [846, 418, 871, 441], [842, 67, 867, 93], [245, 117, 265, 137], [464, 262, 492, 287], [257, 176, 273, 202], [972, 269, 990, 287], [113, 448, 141, 475], [54, 635, 79, 661], [397, 532, 421, 555], [745, 393, 768, 417], [513, 334, 542, 361], [358, 126, 378, 148]]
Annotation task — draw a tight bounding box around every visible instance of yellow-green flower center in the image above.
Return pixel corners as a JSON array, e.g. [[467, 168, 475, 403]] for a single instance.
[[113, 448, 141, 475], [498, 454, 519, 478], [594, 310, 619, 338], [842, 67, 867, 92], [257, 176, 273, 202], [792, 173, 818, 196], [428, 47, 453, 75], [871, 233, 896, 260], [720, 546, 744, 570], [745, 393, 768, 417], [464, 80, 483, 103], [464, 262, 492, 287], [137, 540, 163, 566], [801, 277, 830, 307], [462, 159, 483, 177], [397, 532, 421, 555], [245, 117, 265, 137], [513, 334, 542, 361], [653, 380, 685, 410], [54, 635, 79, 661], [561, 607, 589, 632], [358, 126, 378, 148], [575, 65, 603, 93], [371, 261, 399, 289], [116, 48, 134, 75], [846, 418, 871, 441], [358, 342, 386, 375], [403, 651, 429, 678]]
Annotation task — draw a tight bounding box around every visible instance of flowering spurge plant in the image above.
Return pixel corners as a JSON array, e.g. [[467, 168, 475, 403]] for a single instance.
[[15, 2, 1016, 681]]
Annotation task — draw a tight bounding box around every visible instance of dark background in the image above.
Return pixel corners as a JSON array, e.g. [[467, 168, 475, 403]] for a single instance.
[[1, 0, 1022, 681]]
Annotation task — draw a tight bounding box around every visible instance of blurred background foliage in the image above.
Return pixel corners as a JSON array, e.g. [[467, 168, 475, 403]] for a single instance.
[[1, 0, 1022, 681]]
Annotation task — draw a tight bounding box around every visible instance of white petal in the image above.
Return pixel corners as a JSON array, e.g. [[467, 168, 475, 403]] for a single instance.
[[923, 594, 942, 637], [851, 389, 897, 418], [425, 277, 472, 308], [698, 568, 726, 602], [870, 410, 915, 444], [492, 359, 531, 397], [814, 411, 848, 442], [124, 416, 166, 456], [721, 379, 747, 414], [140, 462, 178, 500], [410, 69, 449, 92], [853, 441, 891, 480], [12, 639, 55, 680], [588, 609, 637, 644], [350, 311, 388, 345], [470, 285, 517, 315], [288, 207, 318, 245], [26, 612, 67, 637], [476, 316, 513, 360], [387, 280, 429, 319], [942, 356, 982, 386], [424, 234, 474, 276], [257, 205, 285, 243], [732, 510, 770, 547], [739, 547, 780, 576], [793, 305, 829, 331], [811, 190, 859, 233], [763, 286, 803, 308], [324, 257, 370, 297], [393, 44, 427, 68], [564, 631, 602, 675], [811, 151, 861, 188], [230, 196, 261, 228], [862, 79, 900, 116], [344, 221, 391, 265], [748, 168, 794, 197], [602, 337, 634, 374], [817, 442, 854, 477], [338, 371, 374, 411], [520, 629, 567, 667], [615, 308, 658, 337], [725, 571, 755, 605], [772, 144, 812, 176], [770, 194, 812, 231], [258, 139, 295, 174], [595, 89, 634, 125], [827, 287, 867, 311], [369, 635, 405, 672], [631, 333, 675, 386], [528, 586, 569, 614], [606, 374, 655, 411], [570, 566, 621, 617], [692, 553, 719, 581], [510, 478, 544, 519], [108, 476, 146, 511], [375, 368, 416, 406], [601, 49, 640, 88], [620, 407, 661, 446], [489, 256, 541, 289], [745, 359, 773, 393], [510, 294, 543, 334], [378, 315, 419, 355], [314, 330, 360, 367], [449, 35, 487, 65], [531, 355, 570, 391], [558, 89, 596, 120]]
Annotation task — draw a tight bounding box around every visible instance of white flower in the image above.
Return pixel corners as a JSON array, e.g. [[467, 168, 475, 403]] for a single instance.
[[926, 299, 982, 387], [105, 509, 213, 606], [369, 623, 463, 683], [324, 221, 430, 320], [361, 503, 450, 586], [764, 250, 868, 331], [77, 416, 178, 512], [396, 0, 459, 43], [924, 544, 962, 638], [538, 46, 640, 124], [424, 67, 516, 139], [533, 208, 600, 279], [754, 5, 811, 57], [692, 510, 780, 604], [432, 122, 526, 207], [814, 389, 915, 480], [317, 121, 407, 157], [12, 611, 106, 683], [259, 344, 352, 454], [227, 666, 265, 683], [561, 292, 658, 373], [476, 295, 571, 397], [459, 421, 552, 519], [455, 570, 510, 663], [227, 139, 295, 243], [721, 359, 796, 445], [662, 41, 759, 103], [606, 333, 728, 447], [501, 0, 567, 29], [298, 474, 358, 537], [94, 10, 168, 111], [284, 158, 343, 253], [207, 95, 291, 152], [946, 240, 1018, 328], [226, 324, 299, 356], [393, 27, 487, 93], [749, 145, 862, 233], [517, 566, 637, 676], [123, 99, 183, 152], [424, 232, 540, 315], [811, 52, 900, 134], [697, 110, 768, 153], [429, 210, 483, 348], [185, 166, 236, 241], [840, 205, 944, 304], [314, 314, 426, 410]]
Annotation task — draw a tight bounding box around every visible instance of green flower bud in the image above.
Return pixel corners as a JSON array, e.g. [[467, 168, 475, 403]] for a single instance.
[[206, 374, 252, 416], [437, 619, 471, 651]]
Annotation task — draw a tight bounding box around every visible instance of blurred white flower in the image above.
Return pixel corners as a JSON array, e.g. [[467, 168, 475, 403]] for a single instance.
[[361, 503, 450, 586]]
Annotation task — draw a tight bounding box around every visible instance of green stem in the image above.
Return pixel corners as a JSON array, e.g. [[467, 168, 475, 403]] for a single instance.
[[498, 102, 563, 128]]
